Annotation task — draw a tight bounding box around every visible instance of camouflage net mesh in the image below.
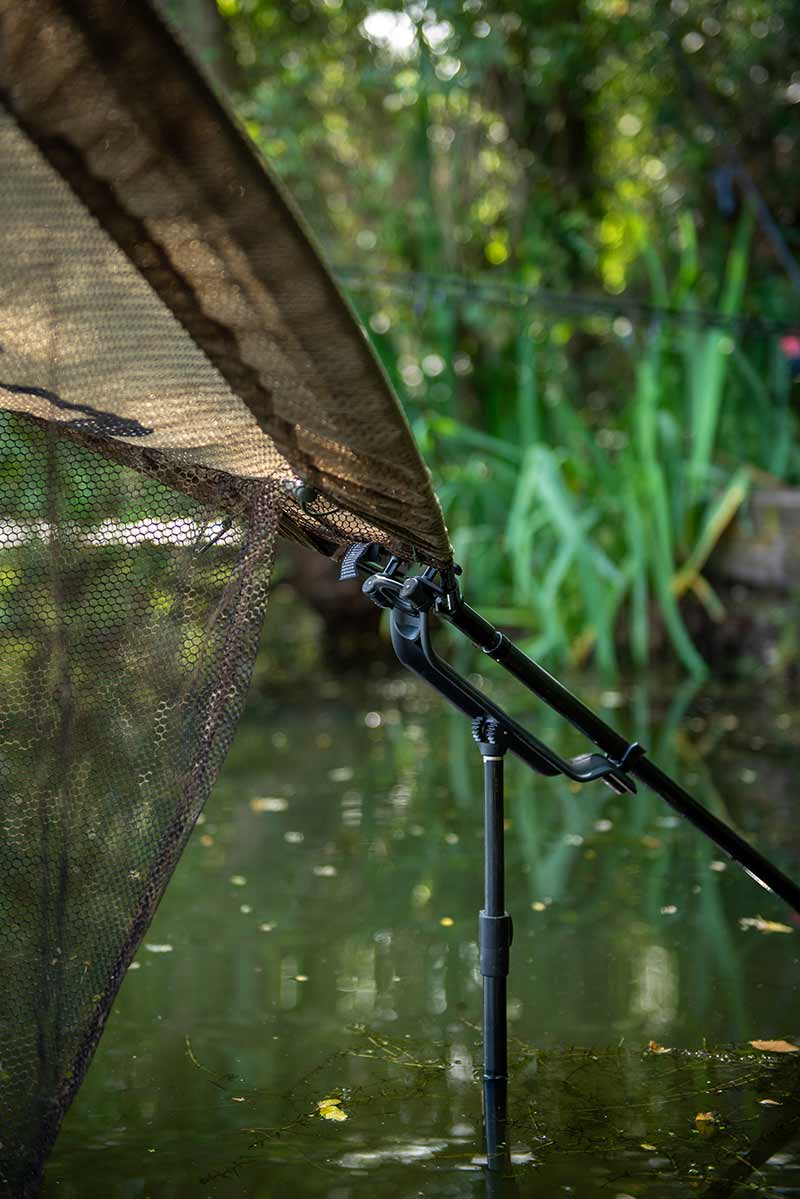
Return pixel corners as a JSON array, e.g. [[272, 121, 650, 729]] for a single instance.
[[0, 1, 451, 1193]]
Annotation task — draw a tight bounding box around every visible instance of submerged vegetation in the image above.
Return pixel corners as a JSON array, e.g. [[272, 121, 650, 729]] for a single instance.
[[184, 1029, 800, 1196], [166, 0, 800, 676]]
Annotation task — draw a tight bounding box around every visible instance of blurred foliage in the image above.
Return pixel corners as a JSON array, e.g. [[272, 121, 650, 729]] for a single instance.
[[166, 0, 800, 674]]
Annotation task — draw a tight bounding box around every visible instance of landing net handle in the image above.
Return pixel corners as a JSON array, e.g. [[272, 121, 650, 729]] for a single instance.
[[344, 543, 800, 916]]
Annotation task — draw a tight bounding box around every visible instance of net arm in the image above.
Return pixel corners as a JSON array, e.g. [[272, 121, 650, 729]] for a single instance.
[[349, 546, 800, 916]]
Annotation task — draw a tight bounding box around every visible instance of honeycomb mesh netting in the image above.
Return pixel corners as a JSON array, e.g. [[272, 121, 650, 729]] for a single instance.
[[0, 0, 451, 1192], [0, 413, 278, 1196]]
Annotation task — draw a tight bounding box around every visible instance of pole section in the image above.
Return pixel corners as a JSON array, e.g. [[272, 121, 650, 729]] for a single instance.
[[473, 717, 512, 1172]]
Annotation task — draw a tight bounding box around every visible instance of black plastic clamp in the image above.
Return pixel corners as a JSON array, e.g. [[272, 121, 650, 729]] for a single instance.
[[472, 715, 509, 757]]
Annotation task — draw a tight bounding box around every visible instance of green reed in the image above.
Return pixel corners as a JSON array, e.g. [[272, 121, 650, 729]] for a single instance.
[[352, 214, 799, 678]]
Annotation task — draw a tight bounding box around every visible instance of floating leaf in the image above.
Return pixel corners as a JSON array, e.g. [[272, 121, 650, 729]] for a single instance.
[[317, 1097, 348, 1122], [750, 1040, 800, 1053], [647, 1040, 672, 1054], [640, 1142, 657, 1150], [695, 1111, 717, 1136], [740, 916, 793, 935], [439, 917, 455, 927], [249, 797, 288, 813]]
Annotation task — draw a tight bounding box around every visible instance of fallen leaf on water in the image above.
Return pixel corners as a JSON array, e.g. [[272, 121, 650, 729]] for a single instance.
[[439, 917, 455, 927], [249, 797, 288, 813], [647, 1040, 672, 1055], [739, 916, 793, 935], [317, 1097, 348, 1122], [640, 1142, 657, 1151], [695, 1111, 716, 1136], [750, 1040, 800, 1053]]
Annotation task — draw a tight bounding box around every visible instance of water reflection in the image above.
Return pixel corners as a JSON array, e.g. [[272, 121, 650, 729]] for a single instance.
[[45, 671, 800, 1196], [633, 943, 678, 1030]]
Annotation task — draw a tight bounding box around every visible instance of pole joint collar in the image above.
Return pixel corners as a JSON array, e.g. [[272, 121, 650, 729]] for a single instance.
[[479, 911, 513, 977]]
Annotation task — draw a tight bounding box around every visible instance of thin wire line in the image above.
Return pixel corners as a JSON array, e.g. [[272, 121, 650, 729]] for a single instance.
[[334, 266, 798, 337]]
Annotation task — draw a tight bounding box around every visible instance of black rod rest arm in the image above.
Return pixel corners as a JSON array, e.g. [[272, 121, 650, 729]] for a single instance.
[[351, 549, 800, 917], [390, 601, 638, 793]]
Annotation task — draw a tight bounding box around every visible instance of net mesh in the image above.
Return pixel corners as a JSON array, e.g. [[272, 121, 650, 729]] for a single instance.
[[0, 1, 451, 1192], [0, 417, 277, 1196]]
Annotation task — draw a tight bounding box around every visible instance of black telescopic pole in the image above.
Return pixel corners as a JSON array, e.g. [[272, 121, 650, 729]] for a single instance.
[[472, 716, 513, 1173]]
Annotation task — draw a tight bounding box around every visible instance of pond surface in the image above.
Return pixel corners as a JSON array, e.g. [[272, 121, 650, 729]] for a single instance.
[[44, 660, 800, 1198]]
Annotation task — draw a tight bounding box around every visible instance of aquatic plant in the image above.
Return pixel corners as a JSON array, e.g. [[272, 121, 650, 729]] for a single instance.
[[353, 213, 798, 677]]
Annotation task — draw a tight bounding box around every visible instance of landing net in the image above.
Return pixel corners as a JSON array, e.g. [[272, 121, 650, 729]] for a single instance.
[[0, 3, 450, 1192]]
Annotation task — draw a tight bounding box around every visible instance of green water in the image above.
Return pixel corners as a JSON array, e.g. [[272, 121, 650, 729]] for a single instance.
[[44, 667, 800, 1197]]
